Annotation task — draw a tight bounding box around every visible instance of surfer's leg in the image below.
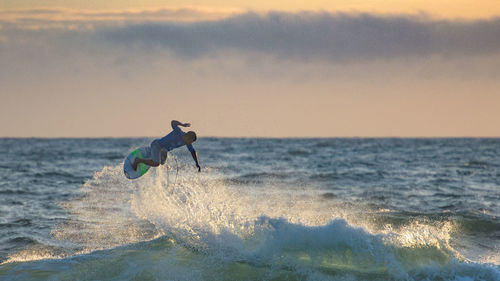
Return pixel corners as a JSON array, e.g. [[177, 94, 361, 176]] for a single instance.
[[132, 140, 162, 170], [132, 140, 161, 170], [132, 158, 159, 170], [160, 149, 168, 165], [150, 140, 163, 166]]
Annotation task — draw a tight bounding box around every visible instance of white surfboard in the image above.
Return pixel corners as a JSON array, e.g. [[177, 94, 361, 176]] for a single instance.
[[123, 146, 152, 179]]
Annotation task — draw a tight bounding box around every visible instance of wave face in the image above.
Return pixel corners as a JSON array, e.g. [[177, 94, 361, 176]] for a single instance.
[[0, 138, 499, 280]]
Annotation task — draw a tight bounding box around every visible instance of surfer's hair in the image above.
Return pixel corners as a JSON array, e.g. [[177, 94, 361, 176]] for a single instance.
[[186, 131, 197, 142]]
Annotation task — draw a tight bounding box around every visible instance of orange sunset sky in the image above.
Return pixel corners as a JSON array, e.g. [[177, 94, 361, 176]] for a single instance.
[[1, 1, 500, 137]]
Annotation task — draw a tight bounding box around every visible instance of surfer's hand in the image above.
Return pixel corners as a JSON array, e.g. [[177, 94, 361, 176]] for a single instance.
[[196, 164, 201, 172], [183, 123, 191, 127]]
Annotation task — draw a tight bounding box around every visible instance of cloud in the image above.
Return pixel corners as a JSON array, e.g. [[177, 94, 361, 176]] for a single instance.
[[0, 7, 238, 27], [2, 9, 500, 63], [97, 12, 500, 62]]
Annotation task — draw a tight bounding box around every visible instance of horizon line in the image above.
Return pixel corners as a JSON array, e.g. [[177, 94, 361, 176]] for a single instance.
[[1, 136, 499, 139]]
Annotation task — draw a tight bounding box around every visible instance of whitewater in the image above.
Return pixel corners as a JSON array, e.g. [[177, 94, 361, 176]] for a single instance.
[[0, 138, 499, 280]]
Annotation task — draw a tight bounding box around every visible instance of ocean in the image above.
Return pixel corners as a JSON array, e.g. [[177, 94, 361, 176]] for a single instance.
[[0, 138, 499, 280]]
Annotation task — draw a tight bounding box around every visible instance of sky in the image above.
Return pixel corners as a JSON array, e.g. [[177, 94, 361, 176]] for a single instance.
[[1, 1, 500, 137]]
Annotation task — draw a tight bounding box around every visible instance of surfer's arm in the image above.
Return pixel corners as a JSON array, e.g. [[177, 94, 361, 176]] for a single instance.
[[191, 151, 201, 172], [171, 120, 191, 128]]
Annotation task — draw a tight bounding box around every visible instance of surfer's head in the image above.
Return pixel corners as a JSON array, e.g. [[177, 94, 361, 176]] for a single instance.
[[184, 131, 197, 145]]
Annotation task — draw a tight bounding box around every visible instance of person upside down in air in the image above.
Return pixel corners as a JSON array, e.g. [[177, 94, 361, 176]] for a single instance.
[[132, 120, 201, 172]]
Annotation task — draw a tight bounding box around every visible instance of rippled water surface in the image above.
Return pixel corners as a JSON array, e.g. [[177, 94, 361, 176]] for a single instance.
[[0, 138, 499, 280]]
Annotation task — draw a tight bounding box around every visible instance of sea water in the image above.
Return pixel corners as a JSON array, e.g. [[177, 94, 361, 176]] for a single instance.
[[0, 138, 499, 280]]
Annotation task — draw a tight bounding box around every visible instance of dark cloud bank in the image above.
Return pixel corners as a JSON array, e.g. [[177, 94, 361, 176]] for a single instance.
[[99, 12, 500, 61]]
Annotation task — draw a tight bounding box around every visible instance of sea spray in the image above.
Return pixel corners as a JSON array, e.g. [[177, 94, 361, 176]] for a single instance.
[[2, 138, 500, 280]]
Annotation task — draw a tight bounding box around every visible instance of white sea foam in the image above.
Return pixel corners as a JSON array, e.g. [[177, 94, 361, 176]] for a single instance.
[[2, 159, 499, 280]]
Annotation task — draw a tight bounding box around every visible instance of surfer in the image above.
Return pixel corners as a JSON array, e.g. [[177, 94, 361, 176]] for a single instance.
[[132, 120, 201, 172]]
